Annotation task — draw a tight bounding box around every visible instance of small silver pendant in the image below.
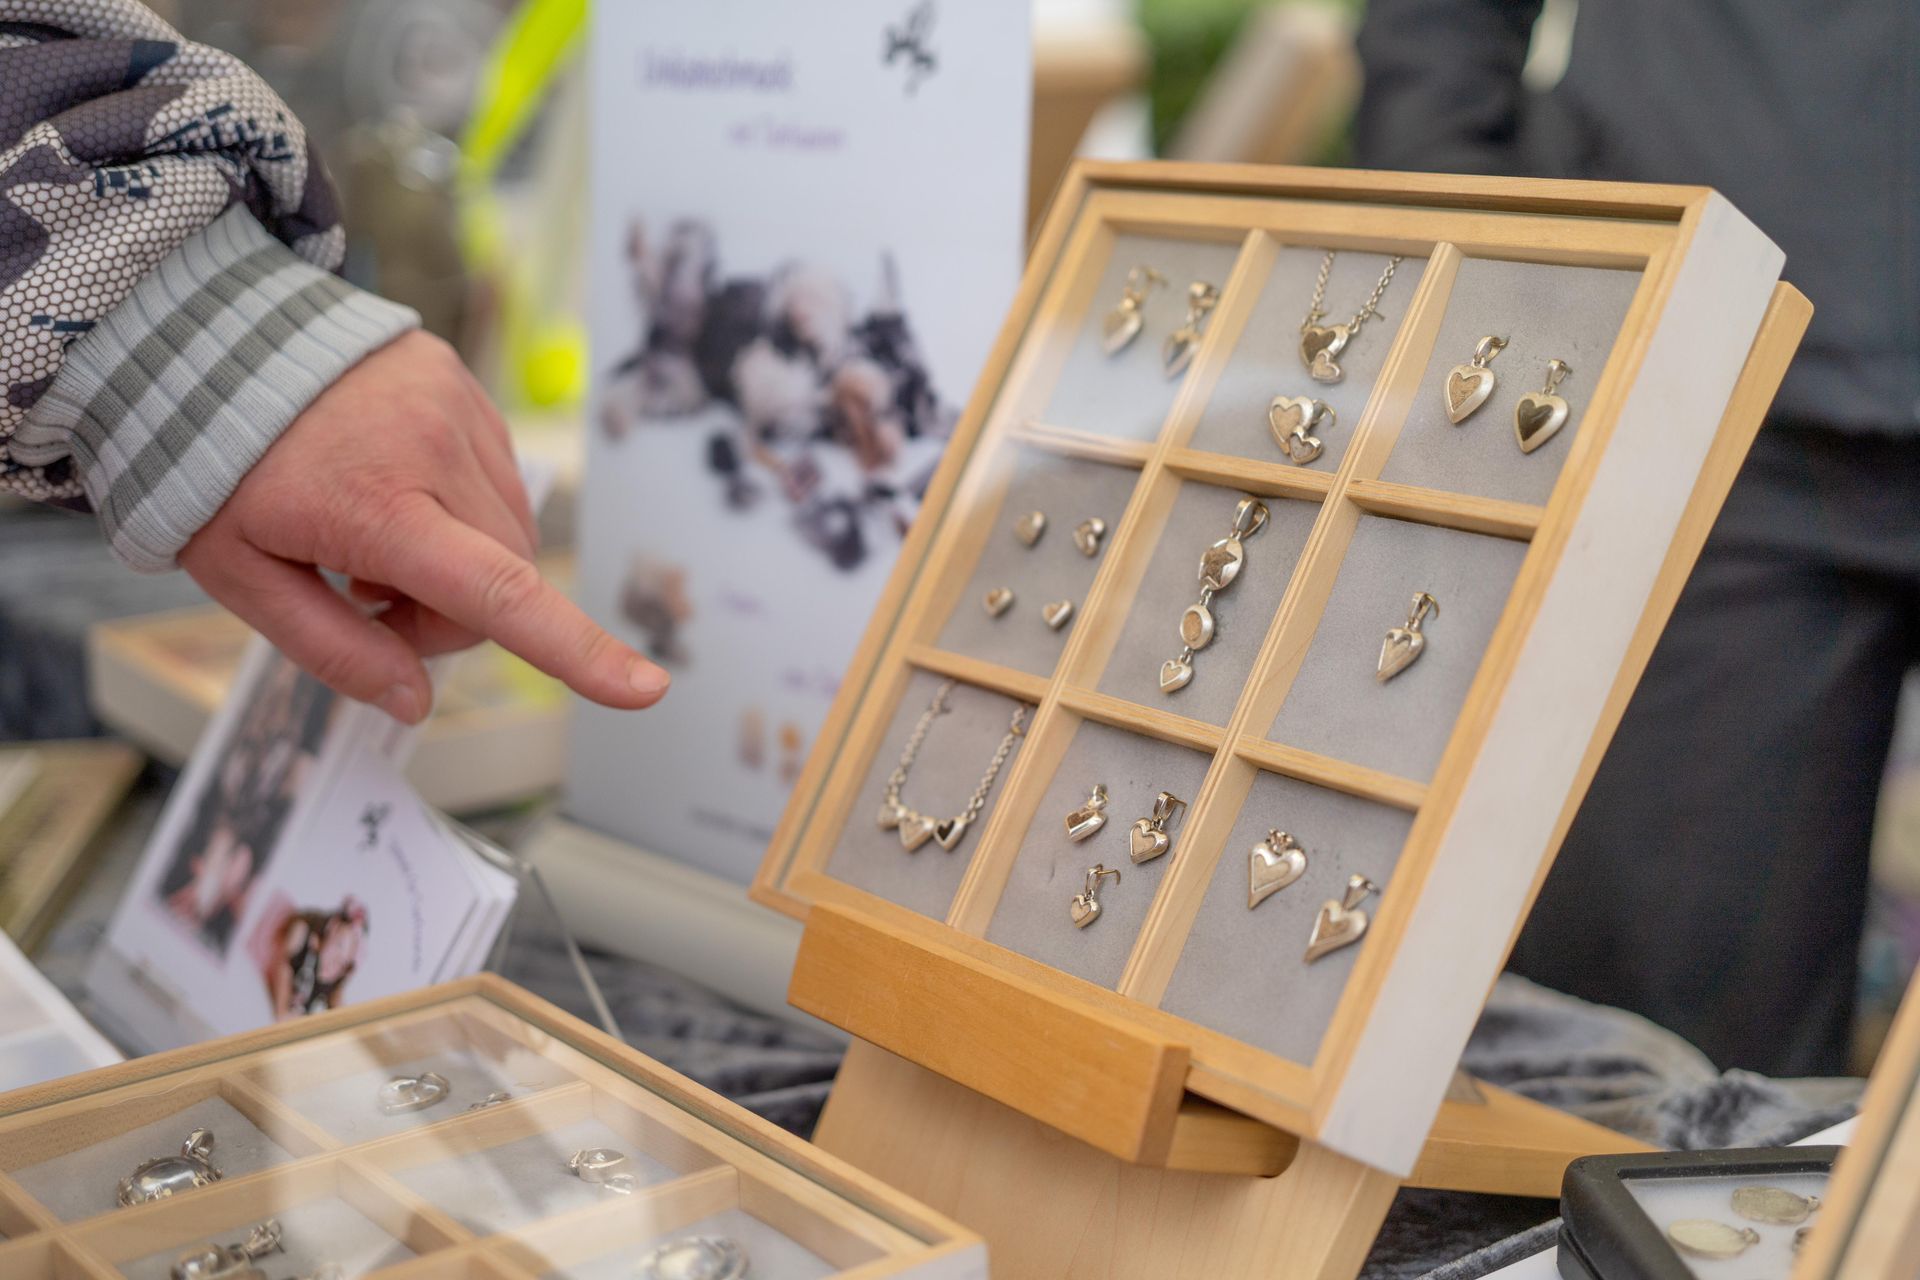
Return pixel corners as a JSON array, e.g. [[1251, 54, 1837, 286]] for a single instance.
[[1158, 658, 1194, 693], [877, 801, 903, 831], [1377, 592, 1439, 683], [1731, 1185, 1821, 1225], [1070, 864, 1121, 928], [642, 1235, 752, 1280], [567, 1147, 638, 1195], [1127, 792, 1186, 865], [1248, 831, 1307, 909], [1268, 396, 1333, 467], [1444, 335, 1507, 424], [378, 1071, 451, 1115], [1300, 323, 1349, 383], [172, 1220, 282, 1280], [897, 811, 938, 852], [1304, 874, 1377, 963], [1161, 281, 1219, 379], [1666, 1219, 1760, 1261], [119, 1128, 222, 1206], [1513, 358, 1572, 453], [1199, 538, 1245, 593], [1064, 784, 1109, 842]]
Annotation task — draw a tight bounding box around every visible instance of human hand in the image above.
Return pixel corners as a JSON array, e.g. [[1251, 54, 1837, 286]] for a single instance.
[[179, 331, 669, 724]]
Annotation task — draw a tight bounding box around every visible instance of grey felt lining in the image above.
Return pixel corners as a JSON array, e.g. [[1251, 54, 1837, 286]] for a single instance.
[[935, 449, 1141, 678], [14, 1095, 293, 1223], [1188, 246, 1430, 468], [983, 721, 1214, 989], [394, 1117, 685, 1235], [279, 1046, 574, 1145], [825, 671, 1031, 921], [1268, 515, 1528, 782], [1159, 771, 1414, 1064], [1378, 256, 1642, 504], [1040, 233, 1246, 440], [121, 1196, 413, 1280], [542, 1207, 838, 1280], [1096, 483, 1319, 726]]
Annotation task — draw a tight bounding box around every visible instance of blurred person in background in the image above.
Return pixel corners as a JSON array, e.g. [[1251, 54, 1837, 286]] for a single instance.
[[0, 0, 666, 725], [1355, 0, 1918, 1076]]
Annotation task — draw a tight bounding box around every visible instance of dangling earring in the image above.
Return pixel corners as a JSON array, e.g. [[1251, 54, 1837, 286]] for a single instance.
[[1102, 266, 1165, 356], [1376, 591, 1438, 683], [1444, 334, 1507, 424], [1305, 874, 1378, 962], [1514, 359, 1573, 453], [1162, 281, 1219, 378], [1248, 830, 1307, 908], [1069, 864, 1122, 928], [1128, 791, 1187, 864], [1267, 396, 1335, 466]]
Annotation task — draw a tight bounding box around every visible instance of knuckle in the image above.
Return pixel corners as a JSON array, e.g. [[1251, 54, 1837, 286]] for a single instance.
[[474, 554, 544, 624]]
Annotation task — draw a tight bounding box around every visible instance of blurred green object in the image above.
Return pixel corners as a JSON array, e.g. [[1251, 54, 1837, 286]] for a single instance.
[[1139, 0, 1361, 159]]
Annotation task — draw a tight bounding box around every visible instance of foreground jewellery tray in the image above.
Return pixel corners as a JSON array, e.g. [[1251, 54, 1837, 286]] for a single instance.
[[0, 976, 981, 1279], [751, 160, 1810, 1192]]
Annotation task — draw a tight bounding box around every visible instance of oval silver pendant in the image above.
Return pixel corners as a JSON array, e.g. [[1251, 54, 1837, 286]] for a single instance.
[[1666, 1219, 1760, 1260], [1179, 603, 1215, 651], [641, 1235, 751, 1280], [1199, 537, 1244, 592], [119, 1129, 221, 1206]]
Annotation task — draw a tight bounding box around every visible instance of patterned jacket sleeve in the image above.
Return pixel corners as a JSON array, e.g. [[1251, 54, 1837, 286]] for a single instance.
[[0, 0, 419, 571]]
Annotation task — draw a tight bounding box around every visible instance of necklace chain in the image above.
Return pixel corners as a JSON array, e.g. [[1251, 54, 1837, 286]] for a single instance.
[[1304, 250, 1405, 339], [885, 680, 1029, 825]]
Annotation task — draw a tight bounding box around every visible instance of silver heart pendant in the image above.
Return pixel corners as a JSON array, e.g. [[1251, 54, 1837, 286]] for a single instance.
[[1013, 510, 1047, 547], [1299, 323, 1348, 374], [933, 816, 969, 851], [1247, 832, 1307, 908], [1376, 627, 1424, 682], [1304, 900, 1368, 962], [1309, 350, 1343, 383], [877, 802, 902, 831], [1513, 392, 1569, 453], [1283, 429, 1323, 466], [1069, 893, 1101, 928], [1158, 658, 1194, 694], [1129, 818, 1170, 864], [983, 587, 1014, 618], [1445, 364, 1495, 423], [1179, 603, 1215, 652], [1065, 805, 1107, 843], [1102, 305, 1143, 355], [1162, 328, 1200, 379], [1041, 599, 1075, 631], [1199, 537, 1244, 592], [898, 812, 938, 852]]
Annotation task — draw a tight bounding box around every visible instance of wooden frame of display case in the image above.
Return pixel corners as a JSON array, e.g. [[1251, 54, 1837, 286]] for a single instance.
[[0, 976, 982, 1279], [752, 161, 1811, 1278]]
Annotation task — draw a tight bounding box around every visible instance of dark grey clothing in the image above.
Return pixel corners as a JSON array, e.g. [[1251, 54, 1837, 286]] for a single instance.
[[1354, 0, 1920, 435], [1511, 424, 1920, 1075]]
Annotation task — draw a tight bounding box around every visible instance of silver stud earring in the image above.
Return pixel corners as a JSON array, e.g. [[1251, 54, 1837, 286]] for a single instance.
[[1013, 509, 1047, 547], [1041, 599, 1075, 631], [1070, 864, 1121, 928], [1073, 516, 1107, 558], [983, 587, 1014, 618]]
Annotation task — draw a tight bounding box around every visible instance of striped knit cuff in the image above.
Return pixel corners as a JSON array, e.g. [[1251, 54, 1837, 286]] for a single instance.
[[10, 206, 420, 573]]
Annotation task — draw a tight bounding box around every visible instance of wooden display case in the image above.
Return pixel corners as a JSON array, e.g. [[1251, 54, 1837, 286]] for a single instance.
[[0, 976, 982, 1279], [751, 160, 1811, 1277]]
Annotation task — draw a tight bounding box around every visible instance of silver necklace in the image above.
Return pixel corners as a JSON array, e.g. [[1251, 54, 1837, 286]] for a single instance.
[[877, 680, 1028, 852], [1299, 251, 1404, 384]]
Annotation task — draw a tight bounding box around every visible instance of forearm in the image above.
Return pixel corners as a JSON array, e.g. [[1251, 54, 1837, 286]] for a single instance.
[[1353, 0, 1544, 174]]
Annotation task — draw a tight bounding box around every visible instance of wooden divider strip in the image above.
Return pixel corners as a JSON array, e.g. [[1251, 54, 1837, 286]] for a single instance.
[[1343, 477, 1544, 541]]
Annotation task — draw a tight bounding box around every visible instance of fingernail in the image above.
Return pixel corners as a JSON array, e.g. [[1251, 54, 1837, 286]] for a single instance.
[[627, 656, 670, 697], [379, 683, 426, 724]]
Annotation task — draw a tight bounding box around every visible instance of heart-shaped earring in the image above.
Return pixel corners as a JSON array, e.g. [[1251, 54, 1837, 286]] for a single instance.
[[1514, 359, 1572, 454], [1073, 517, 1107, 558], [1304, 874, 1377, 962], [1041, 599, 1075, 631], [1162, 281, 1219, 379], [1070, 864, 1121, 928], [1444, 334, 1507, 424], [983, 587, 1014, 618], [1103, 266, 1165, 356], [1128, 791, 1187, 864], [1376, 591, 1439, 683], [1247, 830, 1307, 908], [1064, 784, 1109, 842], [1013, 510, 1047, 547], [1268, 395, 1335, 466]]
